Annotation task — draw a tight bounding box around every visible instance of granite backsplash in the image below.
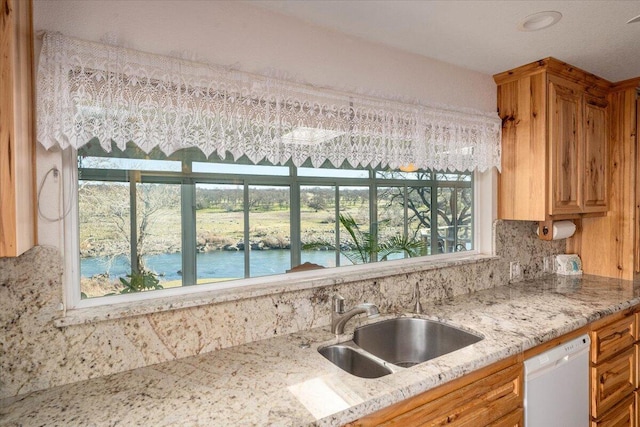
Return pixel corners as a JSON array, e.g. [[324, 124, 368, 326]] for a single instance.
[[0, 220, 565, 399]]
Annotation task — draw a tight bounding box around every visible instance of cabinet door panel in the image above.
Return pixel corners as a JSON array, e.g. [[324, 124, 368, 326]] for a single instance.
[[379, 364, 522, 427], [486, 408, 523, 427], [591, 315, 637, 364], [549, 76, 582, 215], [583, 96, 608, 212], [590, 393, 634, 427], [590, 346, 636, 419]]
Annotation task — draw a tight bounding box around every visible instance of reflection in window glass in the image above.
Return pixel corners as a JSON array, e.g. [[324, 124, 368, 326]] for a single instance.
[[339, 186, 370, 265], [435, 171, 472, 182], [298, 167, 368, 178], [193, 162, 289, 176], [376, 169, 429, 180], [407, 186, 432, 255], [436, 185, 473, 254], [377, 186, 406, 261], [136, 183, 182, 286], [79, 156, 181, 172], [248, 185, 291, 277], [195, 184, 245, 282], [456, 187, 473, 251], [79, 180, 131, 298], [300, 185, 338, 268]]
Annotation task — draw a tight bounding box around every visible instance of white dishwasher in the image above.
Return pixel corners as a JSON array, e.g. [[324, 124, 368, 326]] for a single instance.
[[524, 334, 590, 427]]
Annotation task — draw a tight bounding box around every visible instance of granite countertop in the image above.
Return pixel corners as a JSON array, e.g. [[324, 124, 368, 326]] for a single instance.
[[2, 274, 640, 426]]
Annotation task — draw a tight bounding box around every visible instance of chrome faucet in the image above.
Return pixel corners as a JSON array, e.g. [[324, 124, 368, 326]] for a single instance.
[[331, 294, 380, 334], [412, 283, 423, 314]]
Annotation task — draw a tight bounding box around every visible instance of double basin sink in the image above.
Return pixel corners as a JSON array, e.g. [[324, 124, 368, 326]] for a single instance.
[[319, 317, 483, 378]]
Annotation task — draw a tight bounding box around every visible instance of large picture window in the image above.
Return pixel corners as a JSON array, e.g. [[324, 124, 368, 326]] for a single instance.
[[77, 145, 474, 300]]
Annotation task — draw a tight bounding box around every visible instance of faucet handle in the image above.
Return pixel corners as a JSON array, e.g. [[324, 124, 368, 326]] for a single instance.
[[333, 294, 345, 314]]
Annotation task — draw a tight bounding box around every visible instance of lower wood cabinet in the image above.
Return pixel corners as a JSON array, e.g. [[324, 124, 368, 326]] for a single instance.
[[590, 309, 639, 425], [345, 356, 523, 427], [591, 345, 637, 418], [591, 394, 635, 427]]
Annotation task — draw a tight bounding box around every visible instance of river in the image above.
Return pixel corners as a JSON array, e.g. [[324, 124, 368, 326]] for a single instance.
[[81, 250, 354, 281]]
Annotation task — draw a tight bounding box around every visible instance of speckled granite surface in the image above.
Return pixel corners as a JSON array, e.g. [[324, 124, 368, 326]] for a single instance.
[[2, 274, 638, 426], [0, 220, 565, 400]]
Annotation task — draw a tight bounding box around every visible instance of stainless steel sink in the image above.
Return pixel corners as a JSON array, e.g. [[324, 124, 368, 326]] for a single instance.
[[318, 317, 482, 378], [354, 317, 483, 367], [318, 345, 393, 378]]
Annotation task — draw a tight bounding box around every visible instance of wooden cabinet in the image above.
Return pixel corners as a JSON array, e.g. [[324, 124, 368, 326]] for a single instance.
[[0, 0, 36, 257], [345, 356, 523, 427], [591, 394, 635, 427], [569, 80, 640, 280], [590, 311, 639, 424], [494, 58, 610, 223]]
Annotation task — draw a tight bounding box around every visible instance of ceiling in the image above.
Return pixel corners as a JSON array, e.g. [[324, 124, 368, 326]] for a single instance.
[[251, 0, 640, 82]]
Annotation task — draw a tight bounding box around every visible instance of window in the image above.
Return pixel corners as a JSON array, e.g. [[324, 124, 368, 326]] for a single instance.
[[37, 33, 499, 309], [76, 144, 474, 301]]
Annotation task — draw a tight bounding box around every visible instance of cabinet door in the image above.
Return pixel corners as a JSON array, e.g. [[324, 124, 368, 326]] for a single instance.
[[590, 393, 635, 427], [548, 76, 582, 215], [583, 95, 608, 212], [590, 346, 636, 419], [486, 408, 523, 427], [378, 364, 522, 427], [0, 0, 35, 257], [590, 314, 636, 364]]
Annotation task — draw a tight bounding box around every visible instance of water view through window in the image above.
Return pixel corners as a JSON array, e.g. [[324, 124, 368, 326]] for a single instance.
[[78, 150, 473, 299]]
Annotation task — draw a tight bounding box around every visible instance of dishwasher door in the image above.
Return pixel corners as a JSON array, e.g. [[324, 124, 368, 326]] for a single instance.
[[524, 334, 590, 427]]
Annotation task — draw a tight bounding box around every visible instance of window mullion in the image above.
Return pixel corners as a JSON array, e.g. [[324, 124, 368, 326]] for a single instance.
[[244, 182, 250, 278], [403, 185, 409, 257], [130, 171, 139, 273], [181, 180, 197, 286], [369, 170, 377, 263], [290, 167, 301, 269], [430, 183, 439, 255], [335, 185, 340, 267]]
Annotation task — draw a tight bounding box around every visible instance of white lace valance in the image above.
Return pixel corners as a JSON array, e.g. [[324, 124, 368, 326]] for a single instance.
[[37, 32, 501, 172]]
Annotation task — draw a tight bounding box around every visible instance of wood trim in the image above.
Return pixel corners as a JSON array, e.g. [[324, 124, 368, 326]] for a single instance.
[[493, 57, 612, 94], [523, 325, 589, 359], [611, 77, 640, 92], [636, 93, 639, 275], [590, 307, 638, 331]]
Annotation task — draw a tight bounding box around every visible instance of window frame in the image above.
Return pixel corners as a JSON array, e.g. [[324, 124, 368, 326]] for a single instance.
[[63, 151, 493, 310]]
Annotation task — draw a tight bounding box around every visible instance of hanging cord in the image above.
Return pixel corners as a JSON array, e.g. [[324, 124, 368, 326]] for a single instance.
[[38, 152, 76, 222]]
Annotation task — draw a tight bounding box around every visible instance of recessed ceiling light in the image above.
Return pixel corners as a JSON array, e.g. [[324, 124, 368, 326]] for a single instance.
[[628, 14, 640, 24], [518, 11, 562, 32]]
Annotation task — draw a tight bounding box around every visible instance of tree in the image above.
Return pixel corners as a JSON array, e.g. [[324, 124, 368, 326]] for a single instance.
[[378, 171, 472, 253]]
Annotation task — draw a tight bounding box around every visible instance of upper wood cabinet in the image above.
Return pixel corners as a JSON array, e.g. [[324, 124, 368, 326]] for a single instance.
[[494, 58, 611, 222], [567, 80, 639, 280], [0, 0, 36, 257]]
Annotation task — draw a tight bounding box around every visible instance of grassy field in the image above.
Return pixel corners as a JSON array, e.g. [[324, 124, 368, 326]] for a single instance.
[[78, 184, 412, 297]]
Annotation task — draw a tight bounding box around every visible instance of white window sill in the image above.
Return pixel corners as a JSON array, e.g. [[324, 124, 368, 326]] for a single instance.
[[54, 253, 498, 328]]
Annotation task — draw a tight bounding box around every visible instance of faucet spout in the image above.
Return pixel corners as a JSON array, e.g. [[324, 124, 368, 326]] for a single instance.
[[331, 295, 380, 334]]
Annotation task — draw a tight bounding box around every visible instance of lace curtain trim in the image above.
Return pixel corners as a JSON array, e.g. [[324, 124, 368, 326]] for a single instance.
[[37, 32, 501, 172]]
